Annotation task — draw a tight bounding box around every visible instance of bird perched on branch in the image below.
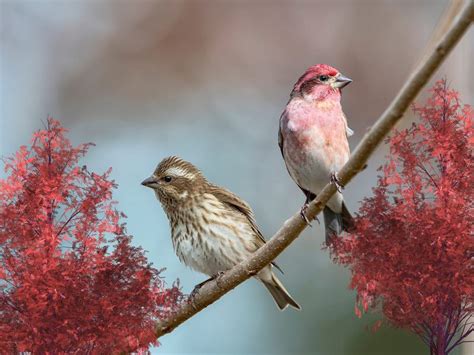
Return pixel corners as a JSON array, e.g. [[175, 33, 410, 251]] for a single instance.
[[142, 156, 300, 311], [278, 64, 354, 243]]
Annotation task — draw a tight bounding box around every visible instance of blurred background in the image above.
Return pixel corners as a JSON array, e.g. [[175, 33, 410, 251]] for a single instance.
[[1, 1, 472, 354]]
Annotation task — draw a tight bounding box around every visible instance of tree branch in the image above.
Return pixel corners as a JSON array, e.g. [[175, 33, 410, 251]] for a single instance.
[[155, 1, 473, 340]]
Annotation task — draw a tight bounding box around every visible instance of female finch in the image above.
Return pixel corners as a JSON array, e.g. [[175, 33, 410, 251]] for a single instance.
[[142, 156, 300, 311], [278, 64, 354, 243]]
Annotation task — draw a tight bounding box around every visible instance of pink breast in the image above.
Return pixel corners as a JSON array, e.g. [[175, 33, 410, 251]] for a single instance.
[[282, 99, 350, 165]]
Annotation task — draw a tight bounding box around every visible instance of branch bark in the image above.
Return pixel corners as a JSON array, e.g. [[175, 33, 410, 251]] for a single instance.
[[155, 1, 473, 339]]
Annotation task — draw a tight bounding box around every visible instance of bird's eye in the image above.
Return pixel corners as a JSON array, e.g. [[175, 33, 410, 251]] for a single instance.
[[163, 176, 172, 183], [319, 75, 329, 82]]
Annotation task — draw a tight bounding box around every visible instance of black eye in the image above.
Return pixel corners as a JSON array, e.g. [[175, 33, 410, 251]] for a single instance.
[[319, 75, 329, 82], [163, 176, 172, 183]]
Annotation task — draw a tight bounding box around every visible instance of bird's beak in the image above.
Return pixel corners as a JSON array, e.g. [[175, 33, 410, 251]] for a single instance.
[[141, 176, 159, 189], [332, 74, 352, 89]]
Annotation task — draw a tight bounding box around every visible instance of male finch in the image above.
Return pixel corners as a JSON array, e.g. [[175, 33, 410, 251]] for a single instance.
[[278, 64, 354, 243], [142, 156, 300, 311]]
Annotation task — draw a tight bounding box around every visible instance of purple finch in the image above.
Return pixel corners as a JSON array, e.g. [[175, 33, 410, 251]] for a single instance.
[[142, 156, 300, 310], [278, 64, 354, 243]]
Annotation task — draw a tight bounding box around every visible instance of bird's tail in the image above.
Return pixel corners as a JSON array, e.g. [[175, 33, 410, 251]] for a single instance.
[[261, 274, 301, 311], [323, 202, 354, 244]]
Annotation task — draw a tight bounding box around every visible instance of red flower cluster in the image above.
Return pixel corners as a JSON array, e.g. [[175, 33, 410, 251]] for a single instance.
[[331, 81, 473, 355], [0, 119, 183, 353]]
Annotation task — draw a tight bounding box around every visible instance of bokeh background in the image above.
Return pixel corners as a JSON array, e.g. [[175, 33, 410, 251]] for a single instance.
[[1, 1, 472, 354]]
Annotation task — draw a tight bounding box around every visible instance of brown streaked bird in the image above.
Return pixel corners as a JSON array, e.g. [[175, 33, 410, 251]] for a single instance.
[[142, 156, 300, 311]]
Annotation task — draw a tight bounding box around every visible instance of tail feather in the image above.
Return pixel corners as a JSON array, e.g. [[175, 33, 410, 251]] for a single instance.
[[341, 201, 355, 231], [323, 202, 354, 244], [262, 274, 301, 311]]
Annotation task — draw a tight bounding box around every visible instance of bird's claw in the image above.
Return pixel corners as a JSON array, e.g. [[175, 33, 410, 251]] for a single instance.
[[189, 275, 216, 304], [300, 204, 313, 227], [330, 172, 344, 193], [214, 271, 225, 288], [189, 282, 205, 304], [188, 288, 200, 310], [189, 271, 226, 305]]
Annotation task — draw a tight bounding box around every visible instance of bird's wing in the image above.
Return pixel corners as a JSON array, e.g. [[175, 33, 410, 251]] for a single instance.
[[207, 184, 266, 246], [342, 112, 354, 137], [279, 110, 316, 202], [207, 184, 284, 273], [278, 113, 285, 157]]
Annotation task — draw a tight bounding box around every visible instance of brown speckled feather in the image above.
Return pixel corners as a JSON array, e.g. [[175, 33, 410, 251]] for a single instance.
[[207, 184, 283, 273], [207, 184, 265, 247]]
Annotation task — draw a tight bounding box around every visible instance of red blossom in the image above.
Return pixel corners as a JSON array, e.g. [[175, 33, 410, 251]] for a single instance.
[[331, 80, 473, 355], [0, 118, 183, 353]]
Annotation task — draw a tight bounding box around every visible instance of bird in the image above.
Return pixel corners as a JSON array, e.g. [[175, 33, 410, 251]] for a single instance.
[[142, 156, 300, 311], [278, 64, 354, 243]]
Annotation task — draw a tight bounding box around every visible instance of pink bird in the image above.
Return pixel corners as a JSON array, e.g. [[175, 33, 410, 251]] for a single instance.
[[278, 64, 354, 243]]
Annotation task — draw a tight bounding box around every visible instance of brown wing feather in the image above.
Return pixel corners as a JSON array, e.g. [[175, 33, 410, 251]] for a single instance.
[[207, 184, 284, 274], [207, 184, 265, 247]]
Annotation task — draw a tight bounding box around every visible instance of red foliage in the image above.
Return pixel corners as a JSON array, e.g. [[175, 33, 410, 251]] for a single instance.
[[0, 119, 183, 353], [331, 81, 473, 355]]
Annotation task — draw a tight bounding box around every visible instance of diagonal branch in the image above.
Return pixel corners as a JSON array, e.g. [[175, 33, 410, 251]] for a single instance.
[[155, 1, 473, 340]]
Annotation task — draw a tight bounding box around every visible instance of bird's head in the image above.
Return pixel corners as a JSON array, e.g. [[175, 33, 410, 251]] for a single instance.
[[141, 156, 205, 206], [292, 64, 352, 100]]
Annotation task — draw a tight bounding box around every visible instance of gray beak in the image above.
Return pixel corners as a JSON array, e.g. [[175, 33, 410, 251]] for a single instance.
[[333, 74, 352, 89], [141, 176, 159, 189]]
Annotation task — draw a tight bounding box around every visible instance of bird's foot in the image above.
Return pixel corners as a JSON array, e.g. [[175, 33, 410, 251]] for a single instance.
[[189, 276, 214, 303], [189, 271, 226, 303], [330, 172, 344, 193], [300, 203, 313, 227], [213, 271, 226, 288]]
